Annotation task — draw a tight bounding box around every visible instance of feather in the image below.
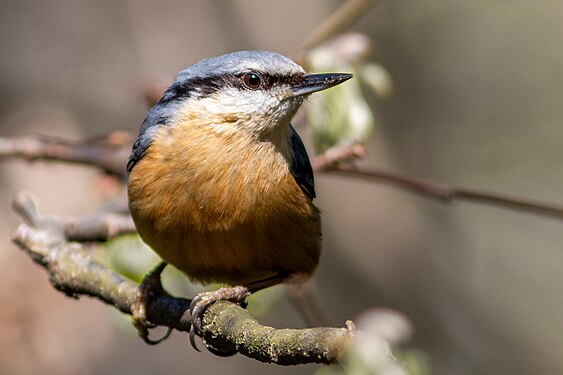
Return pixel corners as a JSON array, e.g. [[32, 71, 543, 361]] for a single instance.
[[288, 125, 316, 200]]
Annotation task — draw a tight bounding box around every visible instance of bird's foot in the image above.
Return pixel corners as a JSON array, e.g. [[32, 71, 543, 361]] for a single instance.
[[188, 285, 250, 356], [132, 262, 172, 345]]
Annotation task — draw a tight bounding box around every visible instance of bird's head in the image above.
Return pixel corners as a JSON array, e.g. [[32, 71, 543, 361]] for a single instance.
[[161, 51, 352, 141]]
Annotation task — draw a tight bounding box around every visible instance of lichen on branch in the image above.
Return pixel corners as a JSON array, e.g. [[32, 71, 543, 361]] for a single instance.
[[10, 193, 353, 366]]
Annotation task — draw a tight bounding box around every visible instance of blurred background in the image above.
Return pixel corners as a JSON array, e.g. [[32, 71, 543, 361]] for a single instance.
[[1, 1, 563, 374]]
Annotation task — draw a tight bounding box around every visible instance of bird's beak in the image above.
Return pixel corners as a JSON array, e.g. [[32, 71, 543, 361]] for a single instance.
[[291, 73, 353, 97]]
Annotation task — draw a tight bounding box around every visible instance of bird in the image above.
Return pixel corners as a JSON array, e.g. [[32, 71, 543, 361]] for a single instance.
[[126, 50, 352, 351]]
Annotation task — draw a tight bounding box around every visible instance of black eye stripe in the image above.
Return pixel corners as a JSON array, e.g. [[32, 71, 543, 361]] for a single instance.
[[236, 72, 306, 90], [160, 73, 306, 102]]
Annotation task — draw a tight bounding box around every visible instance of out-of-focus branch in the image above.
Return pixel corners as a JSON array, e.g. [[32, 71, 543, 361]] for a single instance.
[[331, 165, 563, 219], [4, 131, 563, 220], [12, 188, 135, 242], [312, 144, 563, 220], [63, 212, 136, 242], [141, 0, 382, 106], [291, 0, 381, 64], [311, 142, 367, 170], [11, 193, 354, 365], [3, 132, 563, 220], [0, 131, 134, 178]]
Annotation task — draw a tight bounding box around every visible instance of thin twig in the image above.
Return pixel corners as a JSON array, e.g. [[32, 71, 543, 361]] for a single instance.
[[310, 143, 563, 219], [0, 132, 133, 177], [291, 0, 381, 64], [11, 190, 135, 242], [311, 142, 367, 170], [329, 165, 563, 219], [4, 131, 563, 221], [3, 132, 563, 221], [63, 212, 136, 242]]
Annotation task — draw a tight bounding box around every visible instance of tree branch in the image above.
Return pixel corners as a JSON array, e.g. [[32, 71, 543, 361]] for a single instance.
[[11, 189, 135, 242], [3, 132, 563, 220], [309, 143, 563, 220], [0, 132, 133, 178], [63, 212, 136, 242], [62, 198, 136, 242], [332, 165, 563, 220], [291, 0, 381, 64], [10, 193, 353, 365], [202, 301, 353, 365]]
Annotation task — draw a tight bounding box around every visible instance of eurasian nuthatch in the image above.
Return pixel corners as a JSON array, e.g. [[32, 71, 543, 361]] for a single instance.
[[126, 50, 351, 344]]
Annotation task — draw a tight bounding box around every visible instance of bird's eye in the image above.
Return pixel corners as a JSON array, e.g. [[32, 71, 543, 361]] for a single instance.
[[242, 72, 262, 89]]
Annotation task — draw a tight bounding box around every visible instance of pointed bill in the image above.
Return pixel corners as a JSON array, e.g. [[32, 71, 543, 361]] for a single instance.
[[291, 73, 353, 97]]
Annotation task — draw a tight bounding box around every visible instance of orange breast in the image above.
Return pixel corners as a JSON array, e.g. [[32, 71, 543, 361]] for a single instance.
[[127, 121, 321, 285]]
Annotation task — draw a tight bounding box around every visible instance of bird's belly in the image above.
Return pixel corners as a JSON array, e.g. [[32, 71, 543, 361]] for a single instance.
[[130, 179, 321, 285], [127, 126, 321, 285], [140, 213, 319, 285]]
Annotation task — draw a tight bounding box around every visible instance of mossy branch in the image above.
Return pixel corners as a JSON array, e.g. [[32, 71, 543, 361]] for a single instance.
[[10, 193, 353, 366]]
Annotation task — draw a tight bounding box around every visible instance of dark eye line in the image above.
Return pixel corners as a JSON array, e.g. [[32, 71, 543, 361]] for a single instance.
[[229, 72, 307, 91]]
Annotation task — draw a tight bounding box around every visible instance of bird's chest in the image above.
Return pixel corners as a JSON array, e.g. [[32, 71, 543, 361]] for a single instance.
[[128, 124, 303, 233], [127, 124, 320, 284]]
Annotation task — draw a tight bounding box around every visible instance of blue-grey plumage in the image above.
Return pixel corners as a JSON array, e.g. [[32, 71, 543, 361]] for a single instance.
[[128, 51, 304, 174], [127, 50, 351, 287]]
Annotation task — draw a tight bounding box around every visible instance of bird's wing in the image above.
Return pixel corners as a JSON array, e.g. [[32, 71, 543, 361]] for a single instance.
[[126, 126, 158, 173], [289, 125, 316, 200], [126, 102, 177, 173]]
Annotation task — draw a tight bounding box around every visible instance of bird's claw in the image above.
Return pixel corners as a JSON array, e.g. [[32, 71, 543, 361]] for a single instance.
[[188, 285, 250, 356], [132, 262, 172, 345]]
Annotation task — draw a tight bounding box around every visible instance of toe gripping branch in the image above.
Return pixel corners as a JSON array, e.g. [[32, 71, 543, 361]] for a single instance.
[[133, 264, 250, 356], [132, 262, 173, 345], [11, 194, 352, 365], [189, 286, 251, 356]]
